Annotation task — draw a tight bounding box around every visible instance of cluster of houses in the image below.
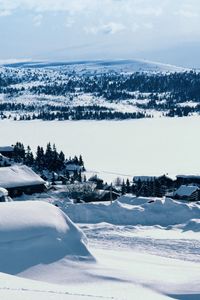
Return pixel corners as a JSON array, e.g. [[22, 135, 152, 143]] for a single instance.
[[0, 145, 199, 203], [133, 174, 200, 202]]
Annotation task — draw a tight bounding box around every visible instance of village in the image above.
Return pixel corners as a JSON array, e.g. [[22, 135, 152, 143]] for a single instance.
[[0, 143, 199, 204]]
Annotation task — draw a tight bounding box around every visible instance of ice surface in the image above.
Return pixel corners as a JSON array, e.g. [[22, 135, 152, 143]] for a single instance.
[[1, 117, 200, 182]]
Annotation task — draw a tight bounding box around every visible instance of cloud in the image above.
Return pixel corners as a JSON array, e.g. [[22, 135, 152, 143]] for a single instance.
[[0, 0, 166, 16], [131, 22, 153, 33], [175, 7, 199, 18], [135, 7, 162, 17], [0, 10, 11, 17], [85, 22, 126, 35], [33, 14, 43, 27]]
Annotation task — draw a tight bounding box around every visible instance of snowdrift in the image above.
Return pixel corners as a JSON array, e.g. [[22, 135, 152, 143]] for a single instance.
[[181, 219, 200, 232], [0, 201, 92, 274], [65, 196, 200, 228]]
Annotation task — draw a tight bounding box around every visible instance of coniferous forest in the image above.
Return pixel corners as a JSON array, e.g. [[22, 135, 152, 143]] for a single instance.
[[1, 67, 200, 120]]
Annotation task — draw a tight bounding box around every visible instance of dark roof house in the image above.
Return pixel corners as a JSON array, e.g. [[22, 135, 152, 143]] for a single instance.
[[0, 146, 14, 158]]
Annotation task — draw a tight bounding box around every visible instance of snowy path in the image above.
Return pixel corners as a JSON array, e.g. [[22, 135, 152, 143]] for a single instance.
[[80, 224, 200, 262]]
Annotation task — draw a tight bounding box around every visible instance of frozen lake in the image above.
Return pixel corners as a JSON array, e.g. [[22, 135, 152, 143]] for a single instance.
[[1, 117, 200, 181]]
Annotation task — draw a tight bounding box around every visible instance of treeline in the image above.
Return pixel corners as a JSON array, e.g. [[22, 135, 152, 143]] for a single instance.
[[0, 103, 149, 121], [13, 142, 84, 173], [13, 70, 200, 103]]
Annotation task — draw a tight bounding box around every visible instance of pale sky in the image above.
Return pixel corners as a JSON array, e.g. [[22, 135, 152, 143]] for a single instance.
[[0, 0, 200, 67]]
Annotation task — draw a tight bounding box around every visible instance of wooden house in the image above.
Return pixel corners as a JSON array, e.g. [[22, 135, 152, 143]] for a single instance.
[[0, 146, 14, 158], [0, 165, 46, 197], [133, 174, 174, 197], [171, 185, 200, 202]]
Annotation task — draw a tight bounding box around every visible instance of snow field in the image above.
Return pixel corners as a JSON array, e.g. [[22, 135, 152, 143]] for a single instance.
[[1, 117, 200, 182]]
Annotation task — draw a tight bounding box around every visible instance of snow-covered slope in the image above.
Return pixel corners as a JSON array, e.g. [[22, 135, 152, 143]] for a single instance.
[[0, 201, 91, 274]]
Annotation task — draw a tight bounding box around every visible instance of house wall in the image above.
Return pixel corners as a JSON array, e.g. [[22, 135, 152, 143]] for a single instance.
[[0, 151, 14, 159], [7, 184, 46, 197]]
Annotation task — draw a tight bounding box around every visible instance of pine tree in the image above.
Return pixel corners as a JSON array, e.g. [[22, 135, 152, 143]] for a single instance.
[[121, 180, 126, 195], [45, 142, 53, 170], [24, 145, 34, 166], [13, 142, 26, 162], [79, 155, 84, 166], [35, 146, 45, 170], [78, 170, 82, 182], [126, 179, 131, 193]]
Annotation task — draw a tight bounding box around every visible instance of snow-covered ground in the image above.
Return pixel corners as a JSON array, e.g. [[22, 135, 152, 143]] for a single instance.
[[0, 116, 199, 299], [0, 199, 199, 300], [0, 117, 200, 182]]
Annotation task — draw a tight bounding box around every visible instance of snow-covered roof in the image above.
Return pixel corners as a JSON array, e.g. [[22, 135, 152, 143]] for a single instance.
[[174, 185, 199, 197], [0, 165, 45, 189], [134, 175, 173, 182], [65, 164, 83, 171], [134, 176, 156, 182], [177, 175, 200, 180], [0, 187, 8, 197], [0, 146, 14, 152]]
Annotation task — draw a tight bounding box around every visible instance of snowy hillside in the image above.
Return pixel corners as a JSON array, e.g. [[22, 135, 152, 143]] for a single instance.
[[0, 59, 199, 121]]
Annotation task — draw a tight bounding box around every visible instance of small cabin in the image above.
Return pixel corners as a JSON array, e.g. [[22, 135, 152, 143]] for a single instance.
[[0, 165, 46, 197], [65, 163, 83, 172], [172, 185, 200, 202], [133, 175, 174, 187], [133, 174, 174, 197], [0, 146, 14, 159]]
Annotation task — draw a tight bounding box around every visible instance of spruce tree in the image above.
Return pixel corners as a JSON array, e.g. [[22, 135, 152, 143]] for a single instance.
[[121, 180, 126, 195]]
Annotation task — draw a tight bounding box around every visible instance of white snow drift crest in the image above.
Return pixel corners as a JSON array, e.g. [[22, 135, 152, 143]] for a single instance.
[[0, 201, 93, 274]]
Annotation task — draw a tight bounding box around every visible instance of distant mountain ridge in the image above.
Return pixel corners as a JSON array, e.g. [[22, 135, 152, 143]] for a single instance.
[[1, 59, 189, 73]]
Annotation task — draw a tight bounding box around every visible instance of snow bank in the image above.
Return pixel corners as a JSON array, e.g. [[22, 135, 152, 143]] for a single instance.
[[181, 219, 200, 232], [64, 196, 200, 228], [0, 201, 91, 274]]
